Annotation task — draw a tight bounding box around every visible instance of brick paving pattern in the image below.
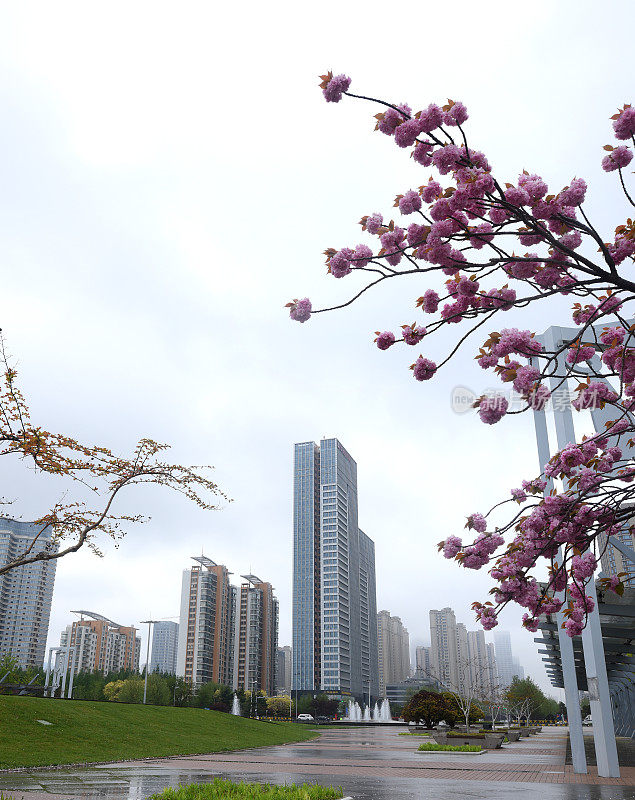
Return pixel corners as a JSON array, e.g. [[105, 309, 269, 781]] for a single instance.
[[1, 725, 634, 798]]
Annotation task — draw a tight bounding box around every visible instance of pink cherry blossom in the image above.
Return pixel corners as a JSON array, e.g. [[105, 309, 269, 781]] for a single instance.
[[375, 331, 396, 350], [412, 356, 437, 381], [402, 324, 427, 345], [289, 298, 312, 323], [612, 106, 635, 140], [322, 73, 351, 103], [602, 146, 633, 172], [478, 394, 508, 425]]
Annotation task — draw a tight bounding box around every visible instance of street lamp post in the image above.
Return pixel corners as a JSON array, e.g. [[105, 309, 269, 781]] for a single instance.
[[140, 620, 160, 705]]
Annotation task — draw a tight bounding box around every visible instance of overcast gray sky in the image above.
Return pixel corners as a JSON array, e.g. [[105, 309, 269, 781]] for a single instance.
[[1, 1, 633, 696]]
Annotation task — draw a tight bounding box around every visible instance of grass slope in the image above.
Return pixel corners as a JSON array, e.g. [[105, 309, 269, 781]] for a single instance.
[[0, 696, 317, 769]]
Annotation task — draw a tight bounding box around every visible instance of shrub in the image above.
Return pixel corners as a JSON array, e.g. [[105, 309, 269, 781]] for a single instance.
[[149, 779, 343, 799], [418, 743, 481, 752]]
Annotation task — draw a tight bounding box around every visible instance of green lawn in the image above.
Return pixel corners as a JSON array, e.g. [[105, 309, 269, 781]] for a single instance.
[[0, 696, 317, 769]]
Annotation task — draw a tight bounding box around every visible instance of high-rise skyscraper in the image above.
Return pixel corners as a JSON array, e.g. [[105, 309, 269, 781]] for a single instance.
[[429, 607, 460, 689], [231, 575, 279, 696], [176, 556, 234, 687], [292, 438, 379, 700], [150, 621, 179, 674], [415, 645, 432, 678], [486, 642, 499, 692], [467, 629, 498, 697], [176, 557, 279, 692], [276, 645, 292, 693], [0, 518, 57, 668], [494, 630, 523, 688], [60, 611, 141, 674], [377, 610, 410, 696]]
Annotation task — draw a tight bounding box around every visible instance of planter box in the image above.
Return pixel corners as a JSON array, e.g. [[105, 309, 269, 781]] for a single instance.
[[433, 733, 504, 749]]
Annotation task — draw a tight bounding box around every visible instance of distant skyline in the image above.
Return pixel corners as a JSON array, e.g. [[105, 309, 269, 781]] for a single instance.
[[0, 2, 632, 698]]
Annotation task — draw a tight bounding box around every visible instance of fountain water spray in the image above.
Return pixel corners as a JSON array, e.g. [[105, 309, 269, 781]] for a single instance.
[[231, 694, 241, 716]]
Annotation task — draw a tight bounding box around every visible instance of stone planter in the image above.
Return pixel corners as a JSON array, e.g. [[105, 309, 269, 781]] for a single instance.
[[435, 733, 503, 749], [505, 730, 521, 742], [484, 734, 505, 749]]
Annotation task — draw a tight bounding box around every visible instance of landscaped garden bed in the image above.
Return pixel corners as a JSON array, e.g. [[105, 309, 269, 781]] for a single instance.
[[479, 729, 521, 742], [418, 743, 481, 753], [433, 731, 504, 749], [149, 780, 344, 799]]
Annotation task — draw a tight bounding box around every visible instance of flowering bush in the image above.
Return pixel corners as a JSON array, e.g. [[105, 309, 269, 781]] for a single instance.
[[289, 74, 635, 636]]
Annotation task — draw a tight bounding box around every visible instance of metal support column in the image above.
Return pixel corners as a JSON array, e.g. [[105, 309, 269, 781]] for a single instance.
[[531, 356, 587, 773], [581, 578, 620, 776], [542, 327, 620, 778]]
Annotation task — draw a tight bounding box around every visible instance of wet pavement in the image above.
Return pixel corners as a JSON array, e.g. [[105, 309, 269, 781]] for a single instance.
[[1, 726, 634, 800]]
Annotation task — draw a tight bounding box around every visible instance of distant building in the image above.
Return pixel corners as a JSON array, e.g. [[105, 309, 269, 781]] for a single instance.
[[176, 558, 279, 693], [150, 621, 179, 674], [415, 645, 432, 678], [359, 530, 379, 700], [385, 676, 439, 706], [429, 607, 461, 689], [0, 518, 57, 669], [494, 631, 523, 688], [276, 645, 292, 693], [486, 642, 499, 692], [512, 657, 525, 681], [176, 556, 234, 688], [61, 611, 141, 674], [429, 607, 500, 697], [598, 527, 635, 587], [231, 575, 279, 696], [467, 630, 498, 697], [377, 610, 410, 696], [292, 438, 379, 701]]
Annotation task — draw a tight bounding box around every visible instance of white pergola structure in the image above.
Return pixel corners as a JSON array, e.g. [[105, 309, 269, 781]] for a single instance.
[[44, 645, 76, 699], [531, 324, 635, 778]]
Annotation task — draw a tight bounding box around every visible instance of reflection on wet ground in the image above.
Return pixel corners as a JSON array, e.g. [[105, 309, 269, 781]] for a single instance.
[[1, 727, 633, 800]]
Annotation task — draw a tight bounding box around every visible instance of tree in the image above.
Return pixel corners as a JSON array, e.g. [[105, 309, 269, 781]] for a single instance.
[[173, 676, 194, 707], [402, 689, 447, 728], [290, 74, 635, 636], [145, 673, 172, 706], [116, 678, 144, 704], [505, 676, 546, 721], [0, 654, 43, 693], [416, 657, 487, 732], [0, 336, 228, 576], [194, 682, 234, 711], [266, 695, 291, 717], [310, 693, 339, 718], [103, 680, 125, 701]]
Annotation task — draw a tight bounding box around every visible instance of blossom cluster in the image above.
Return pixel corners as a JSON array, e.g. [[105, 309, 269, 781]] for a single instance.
[[292, 73, 635, 637]]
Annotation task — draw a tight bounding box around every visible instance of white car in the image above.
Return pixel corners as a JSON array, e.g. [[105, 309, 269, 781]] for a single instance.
[[582, 715, 593, 726], [297, 713, 314, 722]]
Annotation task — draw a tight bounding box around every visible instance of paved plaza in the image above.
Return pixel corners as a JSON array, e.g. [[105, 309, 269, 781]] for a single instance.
[[1, 726, 634, 800]]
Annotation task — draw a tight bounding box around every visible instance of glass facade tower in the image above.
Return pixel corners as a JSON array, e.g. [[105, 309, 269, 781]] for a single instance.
[[292, 438, 379, 701]]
